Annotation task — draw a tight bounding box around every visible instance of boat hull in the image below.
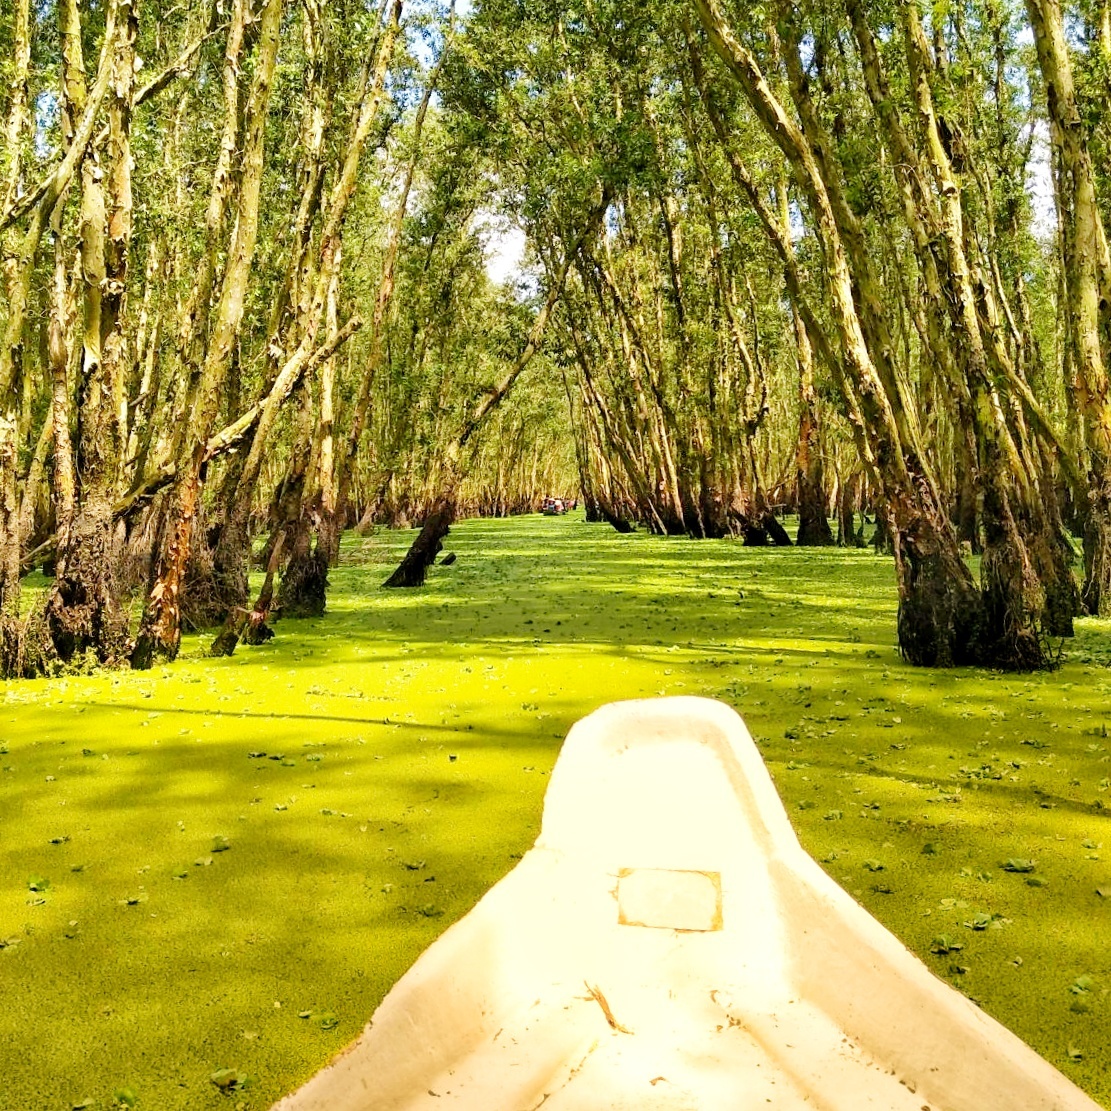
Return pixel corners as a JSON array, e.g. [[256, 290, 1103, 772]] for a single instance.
[[273, 696, 1102, 1111]]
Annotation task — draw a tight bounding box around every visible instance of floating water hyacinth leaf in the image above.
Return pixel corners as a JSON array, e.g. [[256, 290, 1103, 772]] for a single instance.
[[1067, 1044, 1083, 1060], [1097, 888, 1110, 899], [49, 835, 70, 845], [71, 1099, 95, 1110], [1002, 858, 1035, 873], [210, 1068, 253, 1092], [298, 1010, 313, 1019], [1071, 975, 1094, 994], [27, 875, 49, 892], [822, 809, 842, 821], [172, 869, 188, 880], [964, 913, 993, 931], [862, 859, 884, 872], [316, 1012, 339, 1031], [274, 804, 288, 811], [113, 1088, 138, 1108], [248, 752, 266, 759], [212, 836, 230, 853], [417, 904, 443, 918], [930, 935, 964, 954], [0, 936, 21, 950], [195, 856, 213, 867], [402, 861, 425, 871]]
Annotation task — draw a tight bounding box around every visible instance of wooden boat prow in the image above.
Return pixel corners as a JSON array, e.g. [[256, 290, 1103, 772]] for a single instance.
[[273, 696, 1101, 1110]]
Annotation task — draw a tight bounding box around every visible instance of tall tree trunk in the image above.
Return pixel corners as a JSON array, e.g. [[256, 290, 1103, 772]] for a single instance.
[[131, 0, 284, 669], [18, 411, 53, 551], [0, 0, 119, 674], [210, 0, 404, 623], [794, 345, 833, 546], [692, 0, 984, 667], [1027, 0, 1111, 615], [331, 2, 440, 559], [783, 175, 833, 548], [45, 0, 137, 665]]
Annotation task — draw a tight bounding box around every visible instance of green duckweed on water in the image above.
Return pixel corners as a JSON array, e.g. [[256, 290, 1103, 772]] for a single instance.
[[2, 512, 1111, 1110]]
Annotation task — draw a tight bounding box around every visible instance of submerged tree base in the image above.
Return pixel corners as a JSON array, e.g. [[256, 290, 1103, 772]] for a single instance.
[[383, 499, 455, 588], [278, 546, 329, 618], [897, 544, 1062, 673]]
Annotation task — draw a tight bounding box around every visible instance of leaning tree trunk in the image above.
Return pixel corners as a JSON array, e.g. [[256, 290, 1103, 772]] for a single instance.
[[382, 497, 455, 587], [209, 531, 286, 657]]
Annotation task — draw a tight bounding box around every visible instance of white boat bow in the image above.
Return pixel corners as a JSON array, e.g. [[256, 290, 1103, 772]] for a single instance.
[[273, 696, 1102, 1111]]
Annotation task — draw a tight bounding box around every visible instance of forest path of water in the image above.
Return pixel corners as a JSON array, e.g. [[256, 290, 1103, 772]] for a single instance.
[[2, 513, 1110, 1109]]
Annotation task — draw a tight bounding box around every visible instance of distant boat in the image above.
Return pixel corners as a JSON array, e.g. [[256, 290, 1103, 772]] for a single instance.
[[273, 697, 1102, 1111]]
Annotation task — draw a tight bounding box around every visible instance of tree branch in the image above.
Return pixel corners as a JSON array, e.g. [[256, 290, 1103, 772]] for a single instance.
[[204, 315, 362, 462], [0, 0, 120, 232]]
